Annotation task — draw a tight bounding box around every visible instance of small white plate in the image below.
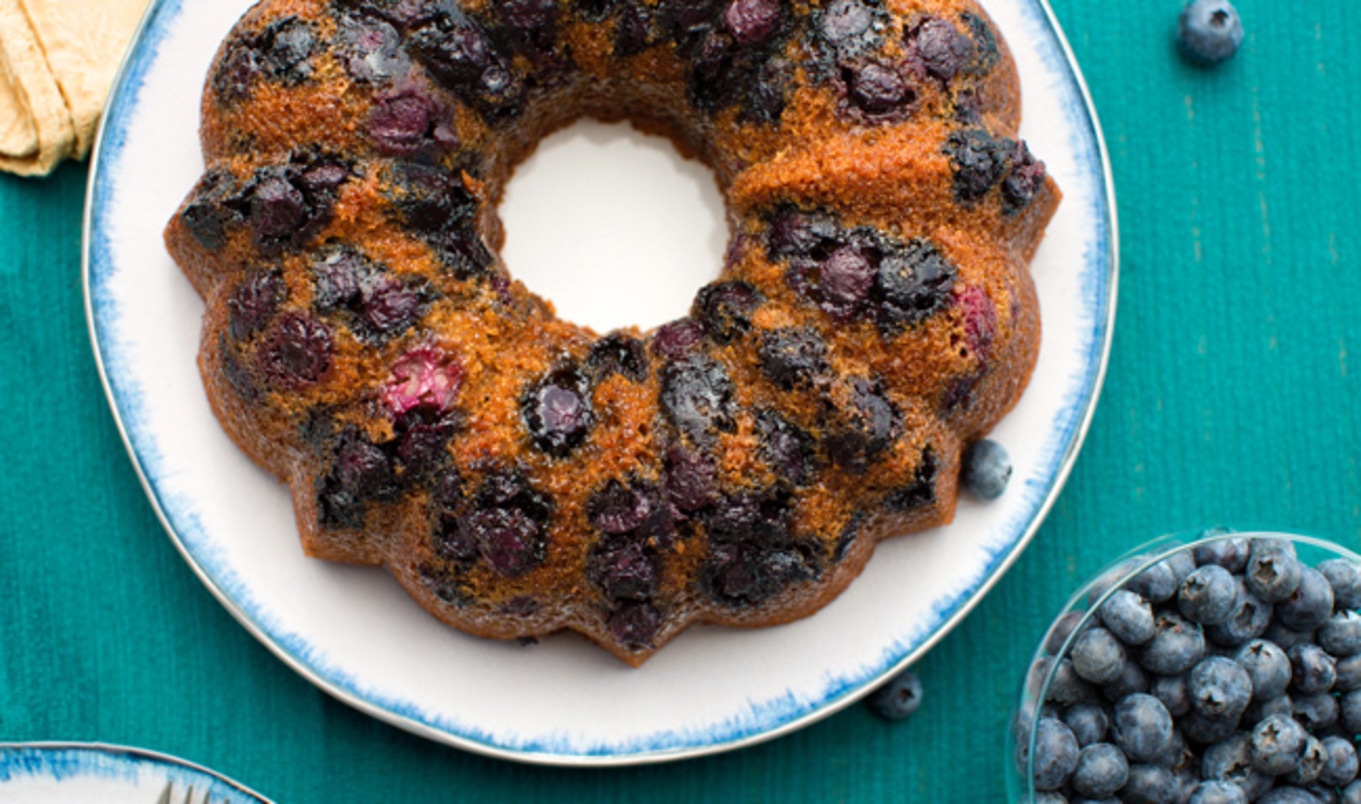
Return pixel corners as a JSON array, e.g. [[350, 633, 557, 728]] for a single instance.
[[85, 0, 1117, 765], [0, 744, 269, 803]]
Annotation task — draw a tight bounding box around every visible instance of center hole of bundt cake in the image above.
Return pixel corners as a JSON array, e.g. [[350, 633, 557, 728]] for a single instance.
[[499, 119, 727, 333]]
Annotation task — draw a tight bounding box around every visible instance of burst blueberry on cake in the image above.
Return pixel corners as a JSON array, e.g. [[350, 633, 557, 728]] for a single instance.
[[165, 0, 1059, 665]]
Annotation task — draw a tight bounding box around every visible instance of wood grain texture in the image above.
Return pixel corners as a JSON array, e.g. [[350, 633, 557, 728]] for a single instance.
[[1, 0, 1359, 800]]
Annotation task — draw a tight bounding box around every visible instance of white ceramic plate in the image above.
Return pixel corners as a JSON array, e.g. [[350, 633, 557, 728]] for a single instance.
[[85, 0, 1117, 766], [0, 744, 269, 803]]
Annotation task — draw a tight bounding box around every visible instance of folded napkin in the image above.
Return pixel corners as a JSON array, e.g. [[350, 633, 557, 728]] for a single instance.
[[0, 0, 149, 177]]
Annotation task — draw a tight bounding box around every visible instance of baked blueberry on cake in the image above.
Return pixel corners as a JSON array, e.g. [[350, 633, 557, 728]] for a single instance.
[[166, 0, 1059, 665]]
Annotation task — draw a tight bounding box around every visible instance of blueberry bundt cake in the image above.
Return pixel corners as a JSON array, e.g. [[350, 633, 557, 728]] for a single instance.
[[166, 0, 1059, 665]]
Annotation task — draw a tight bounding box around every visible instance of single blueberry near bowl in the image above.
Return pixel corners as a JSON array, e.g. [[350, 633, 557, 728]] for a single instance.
[[960, 438, 1011, 500], [1178, 0, 1244, 66], [867, 667, 922, 721]]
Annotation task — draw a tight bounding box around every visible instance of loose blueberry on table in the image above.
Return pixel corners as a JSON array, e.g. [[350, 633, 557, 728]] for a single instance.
[[1178, 0, 1244, 66], [1020, 534, 1361, 802]]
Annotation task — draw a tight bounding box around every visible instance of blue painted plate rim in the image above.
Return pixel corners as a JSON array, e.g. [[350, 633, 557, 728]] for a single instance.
[[83, 0, 1118, 766], [0, 742, 271, 802]]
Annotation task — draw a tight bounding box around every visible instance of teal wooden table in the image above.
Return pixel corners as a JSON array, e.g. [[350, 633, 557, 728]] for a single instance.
[[1, 1, 1358, 800]]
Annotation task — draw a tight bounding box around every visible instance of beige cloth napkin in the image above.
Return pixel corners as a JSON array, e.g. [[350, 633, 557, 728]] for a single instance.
[[0, 0, 149, 176]]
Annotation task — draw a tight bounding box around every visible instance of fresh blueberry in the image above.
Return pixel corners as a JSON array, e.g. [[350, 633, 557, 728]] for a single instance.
[[1189, 655, 1252, 721], [1180, 564, 1239, 625], [1100, 658, 1150, 703], [867, 668, 923, 721], [1178, 0, 1244, 66], [1318, 559, 1361, 610], [1141, 611, 1206, 675], [522, 368, 593, 456], [1194, 536, 1251, 573], [1150, 673, 1192, 718], [1206, 579, 1272, 647], [1284, 734, 1328, 786], [1234, 639, 1292, 700], [1045, 610, 1088, 654], [1044, 658, 1095, 707], [1062, 701, 1109, 746], [1337, 654, 1361, 691], [1129, 558, 1181, 604], [1071, 742, 1129, 799], [960, 439, 1012, 501], [1320, 736, 1360, 787], [1321, 611, 1361, 657], [1265, 620, 1318, 652], [1180, 712, 1239, 746], [1111, 692, 1174, 762], [1033, 795, 1067, 804], [1250, 713, 1309, 775], [816, 0, 879, 56], [1072, 627, 1127, 684], [1247, 540, 1304, 603], [1200, 731, 1266, 799], [1340, 690, 1361, 734], [1099, 589, 1157, 646], [1189, 781, 1248, 804], [1257, 789, 1327, 804], [1031, 716, 1080, 791], [1289, 643, 1337, 694], [1241, 693, 1293, 725], [1276, 567, 1337, 633], [1123, 763, 1177, 804], [1292, 691, 1339, 733]]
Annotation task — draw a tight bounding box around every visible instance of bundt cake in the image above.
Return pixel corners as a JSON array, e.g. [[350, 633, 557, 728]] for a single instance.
[[165, 0, 1059, 665]]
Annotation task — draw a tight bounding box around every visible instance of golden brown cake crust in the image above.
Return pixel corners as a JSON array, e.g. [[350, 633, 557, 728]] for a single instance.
[[166, 0, 1058, 665]]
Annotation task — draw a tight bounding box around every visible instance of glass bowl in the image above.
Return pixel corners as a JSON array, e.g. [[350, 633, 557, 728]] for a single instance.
[[1008, 528, 1361, 803]]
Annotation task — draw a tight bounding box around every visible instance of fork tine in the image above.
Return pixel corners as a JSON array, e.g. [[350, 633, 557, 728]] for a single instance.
[[157, 782, 174, 804], [182, 783, 195, 804]]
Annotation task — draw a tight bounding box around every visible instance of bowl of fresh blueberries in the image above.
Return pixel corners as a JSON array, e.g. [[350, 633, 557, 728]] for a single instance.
[[1010, 529, 1361, 803]]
